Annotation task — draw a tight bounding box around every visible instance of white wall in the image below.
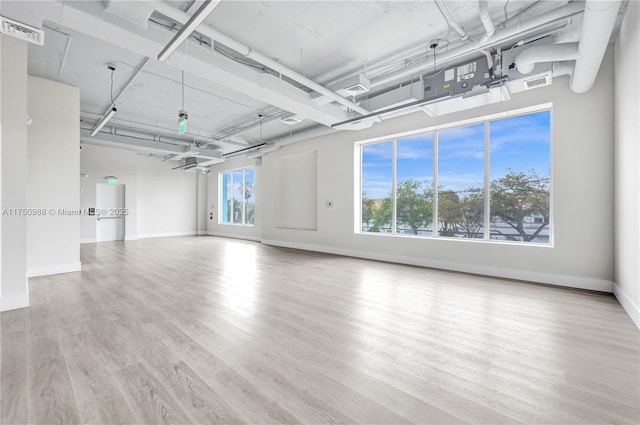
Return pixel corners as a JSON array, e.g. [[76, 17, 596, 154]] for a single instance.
[[80, 144, 138, 242], [614, 1, 640, 328], [80, 145, 200, 241], [136, 155, 197, 238], [196, 172, 207, 235], [275, 151, 318, 230], [27, 76, 81, 277], [209, 49, 616, 293], [0, 35, 29, 311], [206, 155, 261, 241]]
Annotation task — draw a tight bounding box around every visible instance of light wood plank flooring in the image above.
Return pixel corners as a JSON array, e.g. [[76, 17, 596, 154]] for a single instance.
[[1, 236, 639, 424]]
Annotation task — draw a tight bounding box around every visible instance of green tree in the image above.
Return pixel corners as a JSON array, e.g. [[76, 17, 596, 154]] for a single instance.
[[232, 199, 242, 223], [230, 181, 255, 224], [395, 179, 433, 235], [490, 169, 549, 242], [438, 190, 462, 236], [458, 188, 485, 238], [244, 181, 255, 224], [361, 191, 378, 231], [372, 195, 393, 232]]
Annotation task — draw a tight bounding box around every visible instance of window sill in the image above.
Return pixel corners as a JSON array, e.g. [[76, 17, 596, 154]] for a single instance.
[[355, 231, 553, 248]]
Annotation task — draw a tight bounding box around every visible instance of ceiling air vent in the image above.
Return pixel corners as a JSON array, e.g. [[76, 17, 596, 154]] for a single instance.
[[334, 74, 371, 97], [281, 116, 302, 125], [0, 16, 45, 46], [523, 74, 551, 90], [343, 82, 370, 97], [281, 112, 302, 125]]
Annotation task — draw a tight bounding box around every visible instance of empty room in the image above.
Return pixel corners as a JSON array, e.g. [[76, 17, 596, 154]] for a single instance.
[[0, 0, 638, 424]]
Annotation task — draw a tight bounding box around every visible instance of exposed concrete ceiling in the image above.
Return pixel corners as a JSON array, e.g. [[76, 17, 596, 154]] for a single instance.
[[1, 0, 611, 160]]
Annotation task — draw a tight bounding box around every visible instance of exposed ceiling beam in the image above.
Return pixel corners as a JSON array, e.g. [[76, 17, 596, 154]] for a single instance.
[[1, 1, 354, 128], [81, 111, 226, 149], [152, 1, 371, 116], [157, 0, 222, 62]]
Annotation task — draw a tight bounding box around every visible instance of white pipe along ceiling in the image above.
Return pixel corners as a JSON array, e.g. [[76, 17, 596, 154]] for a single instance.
[[478, 0, 496, 39], [434, 0, 468, 42], [1, 0, 626, 165], [571, 0, 622, 93], [104, 0, 371, 117], [516, 43, 580, 75], [514, 0, 622, 94], [369, 1, 586, 88], [149, 1, 372, 117], [4, 1, 358, 127]]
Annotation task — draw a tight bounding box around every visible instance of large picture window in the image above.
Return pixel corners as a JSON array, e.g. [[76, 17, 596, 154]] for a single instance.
[[220, 167, 254, 225], [437, 122, 485, 239], [358, 108, 551, 244]]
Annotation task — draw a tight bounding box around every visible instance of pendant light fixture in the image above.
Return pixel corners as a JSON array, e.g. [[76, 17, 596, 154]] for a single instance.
[[91, 64, 117, 136], [178, 70, 188, 135]]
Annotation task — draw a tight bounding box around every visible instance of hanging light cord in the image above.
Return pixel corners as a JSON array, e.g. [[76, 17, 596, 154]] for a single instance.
[[181, 70, 185, 111]]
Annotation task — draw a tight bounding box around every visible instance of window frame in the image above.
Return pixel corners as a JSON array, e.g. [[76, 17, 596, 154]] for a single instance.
[[356, 103, 553, 246], [218, 166, 255, 226]]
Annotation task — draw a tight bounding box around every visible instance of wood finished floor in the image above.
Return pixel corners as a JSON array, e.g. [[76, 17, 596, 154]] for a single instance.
[[1, 236, 639, 425]]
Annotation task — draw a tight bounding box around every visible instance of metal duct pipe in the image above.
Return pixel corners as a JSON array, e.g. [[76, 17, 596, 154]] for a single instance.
[[318, 1, 550, 90], [80, 111, 210, 145], [316, 1, 553, 90], [571, 0, 622, 93], [370, 1, 585, 88], [479, 0, 496, 39], [150, 2, 370, 116], [515, 42, 580, 74]]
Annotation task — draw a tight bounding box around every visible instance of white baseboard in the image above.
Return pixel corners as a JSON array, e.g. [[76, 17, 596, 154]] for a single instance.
[[613, 283, 640, 329], [207, 231, 261, 242], [0, 291, 29, 312], [27, 262, 82, 278], [197, 230, 208, 236], [260, 239, 614, 293], [137, 231, 196, 239], [84, 237, 137, 243], [84, 233, 196, 242]]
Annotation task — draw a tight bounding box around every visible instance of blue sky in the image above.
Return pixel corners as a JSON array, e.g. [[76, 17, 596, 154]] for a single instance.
[[233, 170, 243, 201], [362, 111, 550, 199], [245, 169, 254, 202], [221, 169, 255, 223]]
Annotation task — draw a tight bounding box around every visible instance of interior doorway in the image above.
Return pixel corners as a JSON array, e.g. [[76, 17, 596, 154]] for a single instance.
[[96, 183, 125, 242]]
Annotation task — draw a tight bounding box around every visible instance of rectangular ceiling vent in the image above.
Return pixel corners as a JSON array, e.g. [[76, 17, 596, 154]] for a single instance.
[[281, 116, 302, 125], [343, 82, 370, 97], [334, 74, 371, 98], [281, 112, 302, 125], [523, 74, 551, 90], [0, 16, 45, 46]]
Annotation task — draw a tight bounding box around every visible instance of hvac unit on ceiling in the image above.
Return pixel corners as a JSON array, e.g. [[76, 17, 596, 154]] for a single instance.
[[333, 40, 562, 130]]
